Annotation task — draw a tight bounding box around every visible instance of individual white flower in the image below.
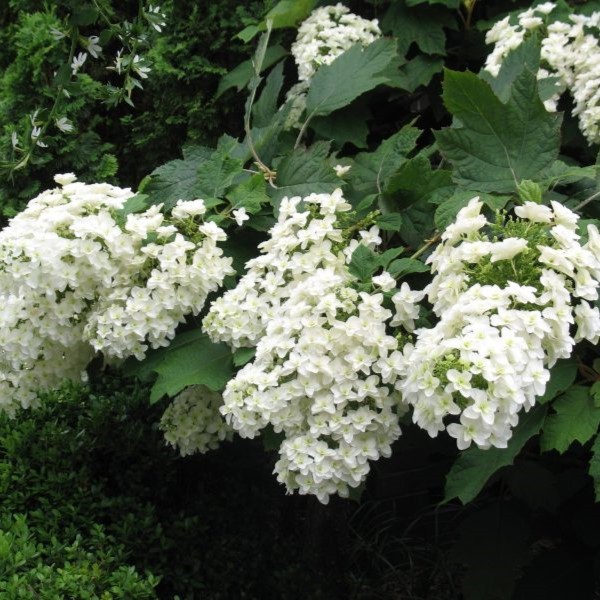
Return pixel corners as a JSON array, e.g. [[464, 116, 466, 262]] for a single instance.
[[11, 132, 18, 149], [334, 164, 352, 177], [233, 207, 250, 226], [132, 54, 151, 79], [489, 238, 529, 262], [171, 198, 206, 219], [55, 117, 74, 133], [372, 271, 396, 292], [54, 173, 77, 186], [515, 201, 553, 223], [71, 51, 87, 75], [85, 35, 102, 59]]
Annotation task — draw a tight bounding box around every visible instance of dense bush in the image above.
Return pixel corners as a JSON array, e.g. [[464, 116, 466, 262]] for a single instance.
[[0, 376, 341, 598]]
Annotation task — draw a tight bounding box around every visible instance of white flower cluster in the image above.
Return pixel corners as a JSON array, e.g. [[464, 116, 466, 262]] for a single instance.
[[204, 188, 359, 348], [398, 197, 600, 450], [160, 385, 233, 456], [484, 3, 600, 144], [284, 3, 381, 128], [292, 3, 381, 82], [203, 189, 422, 503], [0, 174, 233, 413]]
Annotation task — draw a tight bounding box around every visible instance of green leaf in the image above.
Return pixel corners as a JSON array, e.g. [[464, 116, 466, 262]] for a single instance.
[[377, 247, 405, 268], [216, 45, 288, 98], [436, 69, 562, 193], [233, 347, 256, 367], [389, 55, 444, 93], [310, 102, 371, 149], [385, 155, 453, 207], [150, 334, 234, 402], [236, 25, 260, 43], [375, 212, 403, 231], [349, 245, 379, 282], [541, 386, 600, 453], [253, 61, 285, 128], [144, 146, 213, 210], [542, 160, 599, 187], [537, 359, 578, 405], [262, 0, 318, 30], [195, 137, 246, 199], [517, 180, 543, 203], [117, 194, 150, 217], [444, 405, 547, 503], [349, 124, 421, 198], [399, 198, 437, 249], [381, 0, 455, 56], [387, 257, 429, 278], [588, 434, 600, 501], [305, 38, 398, 118], [69, 4, 99, 26], [227, 174, 269, 214], [269, 141, 339, 208]]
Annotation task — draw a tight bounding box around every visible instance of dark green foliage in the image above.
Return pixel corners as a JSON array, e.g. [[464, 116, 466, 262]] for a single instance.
[[0, 375, 337, 599], [0, 0, 270, 217]]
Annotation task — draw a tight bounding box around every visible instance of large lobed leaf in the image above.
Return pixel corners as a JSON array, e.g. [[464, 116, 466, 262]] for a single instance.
[[436, 69, 562, 193], [540, 386, 600, 454]]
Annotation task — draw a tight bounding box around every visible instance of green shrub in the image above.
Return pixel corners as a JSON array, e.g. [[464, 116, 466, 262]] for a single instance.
[[0, 515, 159, 599]]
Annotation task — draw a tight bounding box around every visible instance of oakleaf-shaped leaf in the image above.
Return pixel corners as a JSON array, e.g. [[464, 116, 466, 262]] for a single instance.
[[436, 69, 562, 193], [269, 141, 339, 208], [541, 386, 600, 453], [381, 0, 455, 56], [305, 38, 398, 118], [349, 124, 421, 198], [143, 146, 213, 209]]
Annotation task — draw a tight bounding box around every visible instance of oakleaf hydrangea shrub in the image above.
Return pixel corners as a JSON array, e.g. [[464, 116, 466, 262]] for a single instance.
[[204, 189, 423, 503], [0, 174, 233, 413], [400, 198, 600, 450], [485, 2, 600, 143]]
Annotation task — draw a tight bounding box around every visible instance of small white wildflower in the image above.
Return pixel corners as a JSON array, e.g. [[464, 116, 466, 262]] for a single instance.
[[71, 52, 87, 76], [55, 117, 74, 133], [86, 36, 102, 59], [50, 27, 65, 41]]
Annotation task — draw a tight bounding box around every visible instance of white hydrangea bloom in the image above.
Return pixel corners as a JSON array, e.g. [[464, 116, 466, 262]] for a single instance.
[[160, 385, 233, 455], [400, 197, 600, 450], [204, 189, 423, 503], [484, 4, 600, 144], [292, 3, 381, 82], [0, 175, 233, 413]]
